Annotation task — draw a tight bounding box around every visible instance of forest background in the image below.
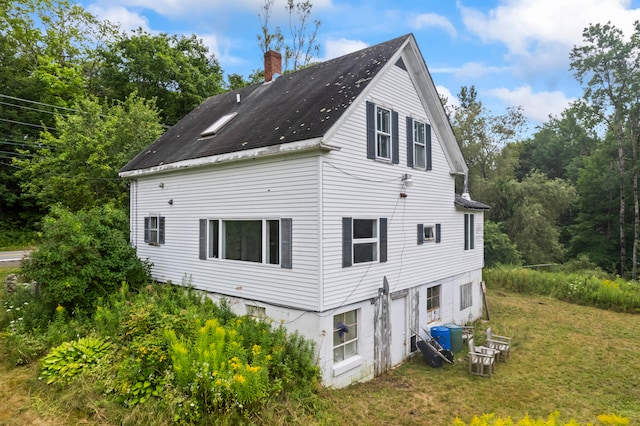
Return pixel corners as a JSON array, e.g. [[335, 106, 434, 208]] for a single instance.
[[3, 0, 640, 279]]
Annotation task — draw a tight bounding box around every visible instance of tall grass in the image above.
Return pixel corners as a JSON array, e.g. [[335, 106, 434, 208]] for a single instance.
[[485, 267, 640, 313]]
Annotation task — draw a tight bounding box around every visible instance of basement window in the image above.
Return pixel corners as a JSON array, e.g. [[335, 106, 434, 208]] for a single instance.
[[201, 112, 238, 137]]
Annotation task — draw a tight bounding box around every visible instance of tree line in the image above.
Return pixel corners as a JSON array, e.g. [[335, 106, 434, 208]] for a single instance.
[[2, 0, 639, 278]]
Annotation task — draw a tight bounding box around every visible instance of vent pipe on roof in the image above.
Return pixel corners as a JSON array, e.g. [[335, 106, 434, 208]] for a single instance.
[[264, 50, 282, 83], [236, 93, 241, 103]]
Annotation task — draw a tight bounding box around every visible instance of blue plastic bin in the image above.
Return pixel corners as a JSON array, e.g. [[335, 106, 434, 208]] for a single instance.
[[430, 326, 451, 351]]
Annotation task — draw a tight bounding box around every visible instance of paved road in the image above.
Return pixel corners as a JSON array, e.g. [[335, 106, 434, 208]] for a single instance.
[[0, 250, 30, 266]]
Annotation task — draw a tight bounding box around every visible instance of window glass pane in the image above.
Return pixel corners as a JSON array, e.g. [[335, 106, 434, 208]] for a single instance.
[[209, 220, 219, 258], [377, 134, 390, 158], [149, 216, 158, 228], [414, 144, 425, 168], [353, 219, 376, 239], [267, 220, 279, 264], [334, 347, 344, 363], [414, 121, 425, 144], [345, 341, 357, 358], [354, 242, 377, 263], [344, 310, 357, 324], [424, 226, 434, 240], [377, 108, 390, 133], [224, 220, 262, 262]]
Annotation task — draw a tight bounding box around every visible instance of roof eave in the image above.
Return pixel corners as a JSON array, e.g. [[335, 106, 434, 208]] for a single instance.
[[119, 137, 337, 179]]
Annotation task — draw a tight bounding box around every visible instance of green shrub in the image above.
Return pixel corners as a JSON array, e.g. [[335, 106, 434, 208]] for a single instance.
[[39, 336, 111, 384], [20, 204, 151, 316]]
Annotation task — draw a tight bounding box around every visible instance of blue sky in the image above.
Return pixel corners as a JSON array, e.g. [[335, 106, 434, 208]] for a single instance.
[[77, 0, 640, 130]]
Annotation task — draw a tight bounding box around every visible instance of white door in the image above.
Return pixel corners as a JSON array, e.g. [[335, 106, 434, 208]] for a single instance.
[[390, 295, 407, 366]]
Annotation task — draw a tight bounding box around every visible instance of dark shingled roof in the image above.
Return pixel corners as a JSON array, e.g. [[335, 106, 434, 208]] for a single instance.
[[121, 34, 412, 173], [455, 194, 490, 210]]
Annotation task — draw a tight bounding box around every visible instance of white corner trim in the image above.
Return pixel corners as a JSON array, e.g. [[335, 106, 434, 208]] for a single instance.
[[119, 138, 339, 178]]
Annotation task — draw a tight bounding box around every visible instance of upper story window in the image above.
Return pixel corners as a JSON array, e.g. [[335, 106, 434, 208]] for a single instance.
[[144, 214, 165, 245], [353, 219, 378, 264], [366, 101, 399, 164], [342, 217, 388, 267], [376, 106, 391, 160], [406, 117, 432, 170], [413, 121, 426, 168], [464, 213, 475, 250], [199, 218, 292, 268], [417, 223, 441, 245]]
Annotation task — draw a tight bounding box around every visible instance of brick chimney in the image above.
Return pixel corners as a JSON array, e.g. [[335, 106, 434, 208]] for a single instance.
[[264, 50, 282, 82]]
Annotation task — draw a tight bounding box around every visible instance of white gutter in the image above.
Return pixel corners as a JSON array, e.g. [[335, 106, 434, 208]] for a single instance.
[[119, 137, 339, 179]]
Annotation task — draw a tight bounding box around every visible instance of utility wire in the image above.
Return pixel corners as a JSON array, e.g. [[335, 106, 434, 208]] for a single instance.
[[0, 93, 76, 112], [0, 117, 55, 131], [0, 100, 61, 116]]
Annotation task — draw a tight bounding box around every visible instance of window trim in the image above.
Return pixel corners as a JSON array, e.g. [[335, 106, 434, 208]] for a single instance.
[[464, 213, 475, 251], [200, 218, 291, 268], [333, 309, 359, 364], [343, 217, 387, 267], [413, 120, 426, 169], [144, 214, 165, 246], [375, 105, 392, 161], [366, 101, 399, 164], [460, 282, 473, 310], [427, 285, 441, 323], [417, 223, 440, 245]]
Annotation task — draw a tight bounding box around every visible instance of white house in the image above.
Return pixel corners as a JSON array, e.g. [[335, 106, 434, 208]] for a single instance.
[[119, 34, 489, 388]]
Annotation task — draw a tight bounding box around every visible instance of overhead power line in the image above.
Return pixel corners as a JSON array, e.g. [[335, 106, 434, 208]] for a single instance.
[[0, 117, 55, 131], [0, 93, 76, 112]]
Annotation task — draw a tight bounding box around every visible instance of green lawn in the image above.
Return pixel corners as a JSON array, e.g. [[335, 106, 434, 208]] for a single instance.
[[1, 264, 638, 425]]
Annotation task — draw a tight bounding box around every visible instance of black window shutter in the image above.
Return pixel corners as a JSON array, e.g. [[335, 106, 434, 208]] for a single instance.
[[470, 214, 475, 250], [436, 223, 441, 243], [159, 216, 165, 244], [281, 218, 292, 269], [426, 123, 432, 171], [406, 116, 414, 167], [380, 218, 388, 263], [392, 111, 399, 164], [342, 217, 353, 267], [144, 217, 150, 243], [366, 101, 375, 159], [199, 219, 207, 260], [417, 224, 424, 245]]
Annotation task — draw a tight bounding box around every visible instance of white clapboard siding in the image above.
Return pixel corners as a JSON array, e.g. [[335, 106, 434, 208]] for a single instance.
[[132, 154, 322, 310], [320, 62, 484, 309]]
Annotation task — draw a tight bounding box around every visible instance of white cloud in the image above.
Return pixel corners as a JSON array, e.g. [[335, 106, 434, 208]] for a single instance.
[[87, 5, 150, 32], [410, 13, 457, 38], [487, 85, 575, 123], [322, 38, 368, 60], [460, 0, 640, 56], [436, 85, 459, 110]]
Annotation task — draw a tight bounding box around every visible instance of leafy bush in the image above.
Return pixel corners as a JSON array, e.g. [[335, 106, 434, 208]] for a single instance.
[[92, 282, 318, 421], [484, 221, 522, 267], [20, 204, 151, 316], [453, 411, 629, 425], [40, 336, 111, 384]]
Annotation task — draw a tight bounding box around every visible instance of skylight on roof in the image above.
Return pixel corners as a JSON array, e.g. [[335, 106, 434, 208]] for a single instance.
[[200, 112, 238, 137]]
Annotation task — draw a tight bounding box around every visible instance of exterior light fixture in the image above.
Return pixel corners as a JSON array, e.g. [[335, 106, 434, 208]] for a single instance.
[[402, 173, 413, 187]]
